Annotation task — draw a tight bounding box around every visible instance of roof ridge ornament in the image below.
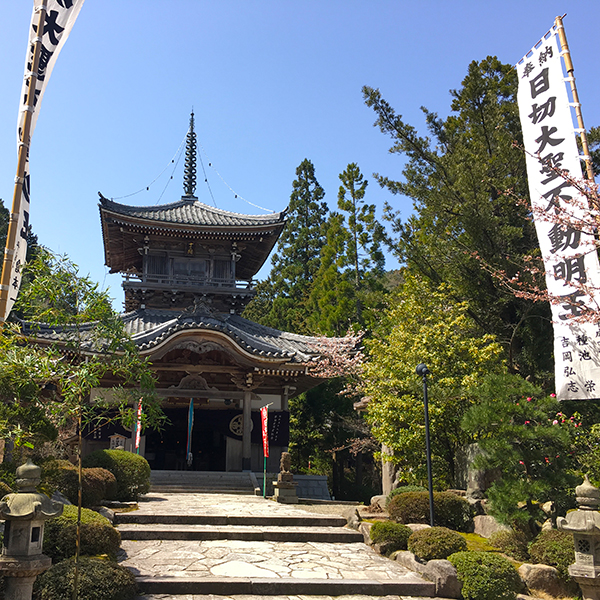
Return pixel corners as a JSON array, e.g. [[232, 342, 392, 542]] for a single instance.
[[183, 111, 197, 198]]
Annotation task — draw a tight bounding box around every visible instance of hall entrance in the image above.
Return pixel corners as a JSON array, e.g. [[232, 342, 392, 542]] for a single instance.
[[144, 407, 227, 471]]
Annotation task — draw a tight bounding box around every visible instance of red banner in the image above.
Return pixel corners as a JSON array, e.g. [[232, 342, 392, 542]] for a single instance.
[[134, 399, 143, 453], [260, 406, 269, 458]]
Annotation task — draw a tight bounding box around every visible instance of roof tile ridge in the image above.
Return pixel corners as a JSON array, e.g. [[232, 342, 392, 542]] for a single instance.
[[191, 199, 284, 220]]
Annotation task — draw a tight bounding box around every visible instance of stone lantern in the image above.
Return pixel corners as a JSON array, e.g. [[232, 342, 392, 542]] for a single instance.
[[0, 459, 63, 600], [557, 475, 600, 600]]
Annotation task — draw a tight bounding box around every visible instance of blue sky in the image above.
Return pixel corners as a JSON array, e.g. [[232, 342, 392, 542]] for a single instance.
[[2, 2, 600, 309]]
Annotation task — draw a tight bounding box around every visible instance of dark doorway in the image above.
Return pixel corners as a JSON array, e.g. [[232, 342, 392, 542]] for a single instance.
[[145, 407, 226, 471]]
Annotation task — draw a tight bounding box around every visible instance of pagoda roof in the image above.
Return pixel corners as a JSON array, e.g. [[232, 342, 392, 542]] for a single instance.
[[99, 196, 287, 228], [99, 195, 287, 278], [19, 308, 327, 365]]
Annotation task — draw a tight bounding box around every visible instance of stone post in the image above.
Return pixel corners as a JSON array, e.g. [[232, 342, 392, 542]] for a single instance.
[[0, 460, 64, 600], [557, 475, 600, 599], [272, 452, 298, 504]]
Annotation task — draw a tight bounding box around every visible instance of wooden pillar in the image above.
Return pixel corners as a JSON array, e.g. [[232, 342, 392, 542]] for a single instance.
[[242, 390, 252, 471]]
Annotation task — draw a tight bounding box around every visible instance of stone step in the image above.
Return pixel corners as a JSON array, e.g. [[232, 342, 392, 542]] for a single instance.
[[149, 470, 256, 494], [134, 576, 436, 597], [118, 524, 363, 543], [150, 486, 254, 494], [114, 513, 347, 528], [136, 596, 451, 600]]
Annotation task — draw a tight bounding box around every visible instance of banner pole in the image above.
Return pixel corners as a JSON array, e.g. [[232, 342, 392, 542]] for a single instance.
[[263, 456, 267, 498], [0, 2, 47, 323], [555, 14, 595, 181]]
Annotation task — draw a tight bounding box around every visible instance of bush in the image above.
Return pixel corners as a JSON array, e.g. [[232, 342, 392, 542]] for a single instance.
[[370, 521, 412, 554], [83, 449, 150, 501], [44, 504, 121, 562], [386, 485, 427, 507], [448, 551, 522, 600], [33, 556, 137, 600], [489, 529, 530, 562], [529, 529, 575, 583], [408, 526, 467, 561], [388, 491, 474, 532], [43, 460, 117, 506], [0, 480, 12, 498]]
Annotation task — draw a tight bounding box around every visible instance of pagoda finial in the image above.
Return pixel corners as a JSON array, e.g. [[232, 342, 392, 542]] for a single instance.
[[184, 110, 197, 198]]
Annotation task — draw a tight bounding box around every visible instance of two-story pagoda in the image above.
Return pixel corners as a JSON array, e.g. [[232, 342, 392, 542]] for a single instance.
[[90, 114, 327, 472]]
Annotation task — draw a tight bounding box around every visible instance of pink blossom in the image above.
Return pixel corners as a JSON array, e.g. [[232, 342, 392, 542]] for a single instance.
[[553, 420, 559, 425], [519, 461, 525, 465], [527, 397, 532, 402], [550, 393, 556, 398], [524, 421, 530, 424]]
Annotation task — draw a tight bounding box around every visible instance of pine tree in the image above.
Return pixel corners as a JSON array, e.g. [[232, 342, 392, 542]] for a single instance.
[[337, 163, 385, 285], [363, 57, 553, 380]]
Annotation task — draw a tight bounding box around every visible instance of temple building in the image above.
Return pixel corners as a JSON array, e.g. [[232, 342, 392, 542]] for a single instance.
[[89, 114, 328, 472]]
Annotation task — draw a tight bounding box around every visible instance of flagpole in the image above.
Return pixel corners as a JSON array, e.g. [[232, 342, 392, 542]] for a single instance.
[[0, 3, 47, 323], [555, 14, 595, 182]]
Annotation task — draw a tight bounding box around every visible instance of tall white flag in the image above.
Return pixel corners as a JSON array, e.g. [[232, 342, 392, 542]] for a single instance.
[[517, 29, 600, 400], [4, 0, 85, 318]]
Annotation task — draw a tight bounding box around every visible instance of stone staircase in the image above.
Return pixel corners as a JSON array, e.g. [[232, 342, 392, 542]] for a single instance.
[[150, 470, 258, 494], [116, 492, 437, 598]]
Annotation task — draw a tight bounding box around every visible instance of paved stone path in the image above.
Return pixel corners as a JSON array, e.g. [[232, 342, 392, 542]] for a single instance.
[[117, 493, 441, 599], [137, 596, 445, 600]]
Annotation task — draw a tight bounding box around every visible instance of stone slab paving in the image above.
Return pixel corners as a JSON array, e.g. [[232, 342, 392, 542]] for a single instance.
[[136, 595, 455, 600], [119, 492, 434, 597], [131, 492, 347, 518], [119, 538, 424, 581]]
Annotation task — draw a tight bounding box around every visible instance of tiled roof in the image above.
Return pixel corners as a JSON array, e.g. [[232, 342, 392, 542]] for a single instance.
[[20, 309, 325, 363], [123, 309, 321, 361], [99, 196, 286, 228]]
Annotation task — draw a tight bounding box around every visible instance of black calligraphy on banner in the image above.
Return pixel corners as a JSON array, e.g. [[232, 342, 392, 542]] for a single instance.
[[517, 32, 600, 400]]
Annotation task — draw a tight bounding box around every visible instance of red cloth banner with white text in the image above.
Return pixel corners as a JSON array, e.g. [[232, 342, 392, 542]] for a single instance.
[[517, 29, 600, 400], [5, 0, 85, 319], [260, 406, 269, 458]]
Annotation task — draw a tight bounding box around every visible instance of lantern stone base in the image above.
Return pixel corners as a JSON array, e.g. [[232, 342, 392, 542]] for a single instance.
[[273, 482, 299, 504], [0, 554, 52, 600], [570, 566, 600, 600]]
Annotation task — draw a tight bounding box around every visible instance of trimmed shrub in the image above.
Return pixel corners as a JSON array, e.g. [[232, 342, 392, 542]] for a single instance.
[[43, 460, 117, 506], [33, 556, 137, 600], [529, 529, 575, 583], [386, 485, 427, 508], [83, 449, 150, 501], [0, 480, 12, 498], [408, 526, 467, 561], [43, 504, 121, 562], [388, 491, 474, 532], [489, 529, 530, 562], [448, 551, 522, 600], [370, 521, 412, 555]]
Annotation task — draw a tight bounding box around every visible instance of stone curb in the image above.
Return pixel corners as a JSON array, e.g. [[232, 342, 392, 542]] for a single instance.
[[115, 514, 347, 527], [118, 525, 363, 542], [135, 576, 436, 596]]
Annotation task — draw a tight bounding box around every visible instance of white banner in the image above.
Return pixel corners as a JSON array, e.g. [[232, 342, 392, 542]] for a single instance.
[[517, 30, 600, 400], [5, 0, 85, 318]]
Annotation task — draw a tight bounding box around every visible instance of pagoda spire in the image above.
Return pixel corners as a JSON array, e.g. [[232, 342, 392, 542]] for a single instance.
[[183, 111, 197, 198]]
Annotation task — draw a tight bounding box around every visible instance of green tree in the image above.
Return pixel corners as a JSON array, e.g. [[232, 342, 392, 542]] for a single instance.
[[307, 164, 387, 335], [363, 56, 553, 381], [462, 373, 580, 534], [363, 272, 504, 488], [337, 163, 385, 285], [13, 250, 163, 598], [306, 212, 355, 335], [244, 159, 328, 332]]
